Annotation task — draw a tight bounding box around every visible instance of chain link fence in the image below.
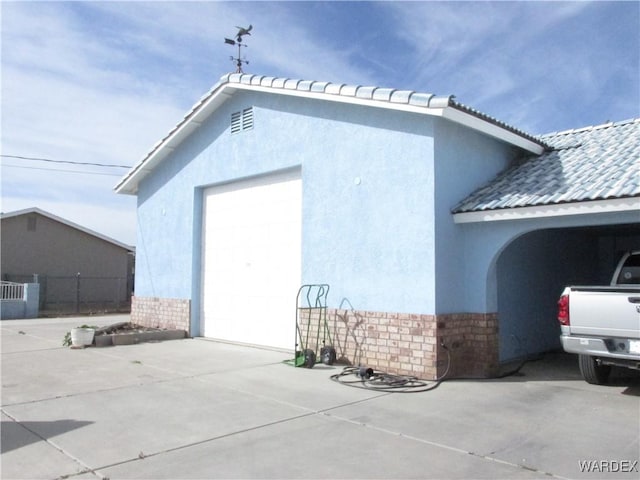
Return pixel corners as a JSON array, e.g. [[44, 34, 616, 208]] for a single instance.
[[2, 273, 132, 315]]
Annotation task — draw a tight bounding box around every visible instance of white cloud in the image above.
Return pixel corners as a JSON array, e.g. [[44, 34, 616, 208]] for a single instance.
[[378, 1, 637, 133], [1, 0, 638, 247], [243, 4, 377, 85]]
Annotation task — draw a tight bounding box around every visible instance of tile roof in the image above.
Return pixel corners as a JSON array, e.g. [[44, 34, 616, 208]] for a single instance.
[[452, 118, 640, 213]]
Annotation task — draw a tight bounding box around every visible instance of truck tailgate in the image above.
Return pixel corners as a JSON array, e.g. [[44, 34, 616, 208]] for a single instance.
[[569, 287, 640, 338]]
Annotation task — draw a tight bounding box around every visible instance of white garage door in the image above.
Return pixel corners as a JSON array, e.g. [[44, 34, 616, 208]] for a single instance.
[[200, 170, 301, 350]]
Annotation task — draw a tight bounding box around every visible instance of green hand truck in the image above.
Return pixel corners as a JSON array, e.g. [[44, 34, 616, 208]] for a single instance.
[[294, 284, 337, 368]]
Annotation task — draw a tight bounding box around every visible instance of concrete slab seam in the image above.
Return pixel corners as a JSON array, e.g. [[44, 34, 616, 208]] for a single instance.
[[88, 395, 394, 476], [0, 376, 178, 408], [36, 387, 391, 477], [1, 409, 98, 479], [1, 328, 69, 346], [1, 357, 295, 409], [2, 347, 66, 356], [323, 411, 570, 480], [192, 374, 392, 415], [90, 410, 321, 476], [87, 346, 289, 380], [1, 355, 288, 409]]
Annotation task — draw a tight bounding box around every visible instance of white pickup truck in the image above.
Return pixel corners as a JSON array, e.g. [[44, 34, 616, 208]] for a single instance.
[[557, 251, 640, 384]]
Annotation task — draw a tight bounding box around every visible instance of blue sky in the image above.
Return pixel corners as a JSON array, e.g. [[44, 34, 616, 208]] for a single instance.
[[1, 1, 638, 246]]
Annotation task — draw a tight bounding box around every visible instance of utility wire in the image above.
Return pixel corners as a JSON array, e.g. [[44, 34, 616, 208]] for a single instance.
[[0, 154, 131, 169], [1, 164, 123, 177]]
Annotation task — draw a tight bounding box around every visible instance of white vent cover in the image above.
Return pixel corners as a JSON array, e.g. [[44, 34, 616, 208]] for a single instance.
[[231, 107, 253, 133]]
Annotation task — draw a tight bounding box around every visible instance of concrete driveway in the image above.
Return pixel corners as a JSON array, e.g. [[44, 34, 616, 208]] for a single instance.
[[2, 315, 639, 479]]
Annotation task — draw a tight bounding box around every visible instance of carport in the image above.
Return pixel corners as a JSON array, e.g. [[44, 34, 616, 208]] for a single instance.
[[495, 223, 640, 361], [454, 118, 639, 364]]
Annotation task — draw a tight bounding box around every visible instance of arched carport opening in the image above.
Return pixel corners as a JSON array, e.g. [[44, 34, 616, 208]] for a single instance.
[[493, 223, 640, 362]]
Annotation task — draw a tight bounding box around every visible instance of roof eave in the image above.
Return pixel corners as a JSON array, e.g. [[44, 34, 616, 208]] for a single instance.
[[453, 197, 640, 224], [442, 107, 545, 155], [114, 84, 234, 195]]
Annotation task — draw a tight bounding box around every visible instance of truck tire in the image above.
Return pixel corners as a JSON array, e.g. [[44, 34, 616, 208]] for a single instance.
[[578, 354, 611, 385]]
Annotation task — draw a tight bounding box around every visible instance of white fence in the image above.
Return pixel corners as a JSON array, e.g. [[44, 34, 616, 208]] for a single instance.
[[1, 281, 24, 300], [0, 282, 39, 319]]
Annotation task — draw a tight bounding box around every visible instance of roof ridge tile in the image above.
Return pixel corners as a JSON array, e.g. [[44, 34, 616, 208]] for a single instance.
[[356, 86, 378, 100], [339, 84, 360, 96], [221, 74, 544, 146]]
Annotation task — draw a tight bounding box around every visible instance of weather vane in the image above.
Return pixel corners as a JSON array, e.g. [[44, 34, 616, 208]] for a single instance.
[[224, 25, 252, 73]]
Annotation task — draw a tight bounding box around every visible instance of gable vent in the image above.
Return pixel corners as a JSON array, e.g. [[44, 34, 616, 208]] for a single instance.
[[231, 111, 242, 133], [231, 107, 253, 134], [242, 107, 253, 130]]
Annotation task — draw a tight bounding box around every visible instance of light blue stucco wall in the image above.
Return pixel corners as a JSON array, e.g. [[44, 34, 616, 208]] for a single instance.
[[134, 91, 444, 332], [301, 108, 437, 314], [432, 120, 518, 314]]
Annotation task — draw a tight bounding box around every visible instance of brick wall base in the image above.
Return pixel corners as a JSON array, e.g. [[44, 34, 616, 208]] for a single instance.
[[298, 308, 499, 380], [435, 313, 499, 379], [131, 296, 190, 333], [129, 296, 497, 379]]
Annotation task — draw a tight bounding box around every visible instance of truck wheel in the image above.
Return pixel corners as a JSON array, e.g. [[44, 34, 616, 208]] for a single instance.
[[578, 355, 611, 385]]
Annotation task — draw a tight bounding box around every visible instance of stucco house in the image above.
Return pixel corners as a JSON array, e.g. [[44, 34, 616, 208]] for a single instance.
[[1, 208, 135, 314], [115, 73, 639, 379]]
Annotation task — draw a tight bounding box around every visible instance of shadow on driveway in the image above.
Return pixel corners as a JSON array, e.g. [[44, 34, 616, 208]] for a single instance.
[[1, 419, 93, 453], [451, 352, 640, 396]]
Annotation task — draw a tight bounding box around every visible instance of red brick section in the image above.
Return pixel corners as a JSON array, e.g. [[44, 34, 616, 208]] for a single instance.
[[435, 312, 499, 379], [298, 308, 499, 380], [131, 296, 190, 333]]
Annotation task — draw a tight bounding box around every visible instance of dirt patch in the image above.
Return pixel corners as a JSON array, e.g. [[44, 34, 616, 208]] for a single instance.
[[95, 322, 161, 336], [94, 322, 187, 347]]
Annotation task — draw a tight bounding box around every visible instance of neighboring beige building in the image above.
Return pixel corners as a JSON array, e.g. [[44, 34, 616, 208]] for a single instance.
[[1, 208, 134, 314]]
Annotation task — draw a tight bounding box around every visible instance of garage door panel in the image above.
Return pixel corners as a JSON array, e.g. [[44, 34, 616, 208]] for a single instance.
[[201, 171, 301, 350]]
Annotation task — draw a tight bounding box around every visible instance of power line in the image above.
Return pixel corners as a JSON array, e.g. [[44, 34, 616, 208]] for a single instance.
[[1, 164, 123, 177], [0, 154, 132, 169]]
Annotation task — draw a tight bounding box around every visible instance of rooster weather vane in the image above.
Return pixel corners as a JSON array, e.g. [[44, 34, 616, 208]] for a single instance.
[[225, 25, 252, 73]]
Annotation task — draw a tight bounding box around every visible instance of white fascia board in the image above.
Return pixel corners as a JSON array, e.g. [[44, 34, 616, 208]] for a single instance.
[[442, 108, 545, 155], [114, 89, 232, 195], [453, 197, 640, 224]]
